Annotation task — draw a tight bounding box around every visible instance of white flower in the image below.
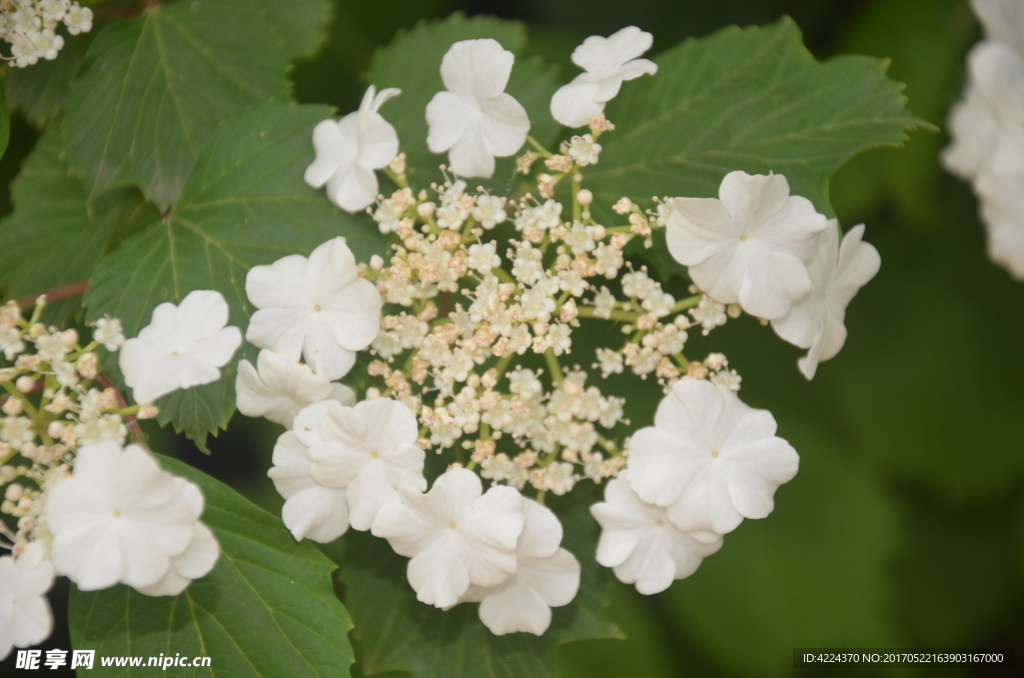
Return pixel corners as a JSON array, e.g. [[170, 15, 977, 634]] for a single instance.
[[567, 134, 602, 166], [92, 317, 125, 351], [473, 194, 507, 228], [771, 222, 880, 379], [0, 543, 55, 661], [246, 238, 381, 380], [943, 41, 1024, 181], [134, 478, 220, 597], [268, 402, 350, 543], [550, 27, 658, 128], [971, 0, 1024, 55], [627, 378, 800, 534], [119, 290, 242, 404], [0, 326, 24, 360], [371, 467, 525, 609], [44, 441, 197, 591], [297, 398, 426, 531], [666, 171, 827, 320], [975, 170, 1024, 279], [236, 350, 355, 427], [590, 478, 722, 595], [461, 499, 580, 635], [426, 39, 530, 178], [305, 85, 402, 212], [467, 242, 501, 273]]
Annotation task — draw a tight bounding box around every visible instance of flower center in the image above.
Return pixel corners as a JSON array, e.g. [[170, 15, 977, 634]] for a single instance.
[[370, 451, 379, 458], [739, 235, 748, 242], [112, 509, 122, 518], [448, 521, 457, 530], [314, 304, 322, 312], [655, 519, 665, 527], [711, 450, 720, 458], [170, 351, 179, 356]]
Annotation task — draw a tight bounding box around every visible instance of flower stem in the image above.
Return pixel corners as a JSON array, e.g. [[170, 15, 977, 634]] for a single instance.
[[544, 349, 564, 384], [16, 281, 90, 310], [526, 135, 554, 159]]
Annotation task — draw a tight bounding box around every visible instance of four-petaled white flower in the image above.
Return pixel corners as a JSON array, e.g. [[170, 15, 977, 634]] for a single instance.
[[119, 290, 242, 404], [461, 499, 580, 635], [550, 26, 658, 128], [426, 39, 530, 178], [627, 378, 800, 535], [372, 467, 525, 609], [591, 477, 722, 595], [305, 85, 402, 212], [236, 349, 356, 427], [0, 543, 55, 661], [299, 398, 426, 531], [135, 478, 220, 597], [666, 171, 827, 320], [246, 238, 382, 381], [268, 402, 350, 543], [44, 441, 201, 591], [772, 222, 881, 380]]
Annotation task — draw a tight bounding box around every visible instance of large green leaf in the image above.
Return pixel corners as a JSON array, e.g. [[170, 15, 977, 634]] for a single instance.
[[69, 454, 354, 677], [334, 501, 621, 678], [0, 127, 158, 322], [62, 0, 291, 210], [365, 13, 561, 190], [4, 31, 93, 129], [584, 18, 927, 221], [83, 102, 387, 449], [662, 423, 902, 678], [253, 0, 333, 60]]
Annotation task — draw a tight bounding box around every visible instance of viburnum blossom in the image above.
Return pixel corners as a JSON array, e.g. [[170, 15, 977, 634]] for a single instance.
[[627, 378, 800, 534], [298, 398, 427, 531], [246, 237, 382, 380], [0, 1, 93, 68], [426, 39, 530, 178], [591, 478, 722, 594], [305, 85, 402, 212], [371, 467, 525, 609], [970, 0, 1024, 56], [460, 499, 579, 635], [135, 478, 219, 597], [268, 402, 350, 543], [550, 26, 658, 127], [119, 290, 242, 404], [0, 543, 54, 661], [666, 171, 827, 320], [236, 350, 355, 427], [975, 171, 1024, 277], [771, 222, 881, 379], [44, 441, 216, 592]]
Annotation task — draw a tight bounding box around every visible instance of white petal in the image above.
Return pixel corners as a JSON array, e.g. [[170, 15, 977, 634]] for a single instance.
[[550, 78, 606, 128], [175, 290, 231, 348], [407, 533, 470, 608], [480, 93, 530, 157], [440, 39, 514, 101], [572, 26, 653, 78], [282, 485, 349, 543], [426, 91, 477, 153], [305, 120, 355, 188]]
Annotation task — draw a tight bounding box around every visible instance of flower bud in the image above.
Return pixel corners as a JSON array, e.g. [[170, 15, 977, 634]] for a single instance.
[[577, 189, 593, 206]]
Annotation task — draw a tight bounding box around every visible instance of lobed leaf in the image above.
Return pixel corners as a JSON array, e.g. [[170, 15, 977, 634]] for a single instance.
[[83, 102, 387, 449], [585, 18, 928, 222], [252, 0, 334, 60], [69, 454, 355, 677], [62, 0, 292, 210]]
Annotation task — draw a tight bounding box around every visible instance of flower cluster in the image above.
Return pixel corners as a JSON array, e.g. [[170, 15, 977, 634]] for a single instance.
[[944, 0, 1024, 279], [250, 25, 877, 636], [0, 0, 92, 68], [0, 298, 220, 659]]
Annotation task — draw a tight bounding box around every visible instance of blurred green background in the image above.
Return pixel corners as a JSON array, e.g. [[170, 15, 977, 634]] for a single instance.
[[3, 0, 1023, 676]]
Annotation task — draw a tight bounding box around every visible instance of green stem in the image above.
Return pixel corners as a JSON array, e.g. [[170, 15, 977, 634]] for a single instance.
[[544, 349, 564, 384], [1, 381, 38, 417], [526, 135, 554, 158]]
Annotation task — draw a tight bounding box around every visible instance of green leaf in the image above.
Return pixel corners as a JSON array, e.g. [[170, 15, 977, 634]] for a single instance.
[[69, 454, 354, 677], [0, 128, 158, 323], [584, 18, 928, 222], [662, 423, 902, 678], [334, 500, 621, 678], [253, 0, 333, 60], [4, 31, 92, 129], [63, 0, 292, 210], [83, 102, 387, 449], [365, 13, 561, 189]]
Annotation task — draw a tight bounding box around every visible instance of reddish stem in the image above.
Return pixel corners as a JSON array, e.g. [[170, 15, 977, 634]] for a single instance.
[[15, 281, 90, 310]]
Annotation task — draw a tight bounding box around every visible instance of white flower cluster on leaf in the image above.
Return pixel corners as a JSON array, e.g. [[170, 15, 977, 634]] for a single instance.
[[426, 39, 530, 178], [944, 1, 1024, 279], [119, 290, 242, 404], [305, 85, 402, 212], [0, 0, 92, 69], [246, 237, 381, 381], [43, 441, 219, 594], [551, 26, 658, 128], [0, 543, 54, 661]]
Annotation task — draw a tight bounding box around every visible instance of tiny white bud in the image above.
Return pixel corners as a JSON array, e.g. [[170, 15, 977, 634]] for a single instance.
[[370, 255, 384, 271], [577, 189, 593, 206], [4, 484, 22, 502], [15, 376, 36, 393], [417, 202, 436, 219], [365, 387, 381, 400]]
